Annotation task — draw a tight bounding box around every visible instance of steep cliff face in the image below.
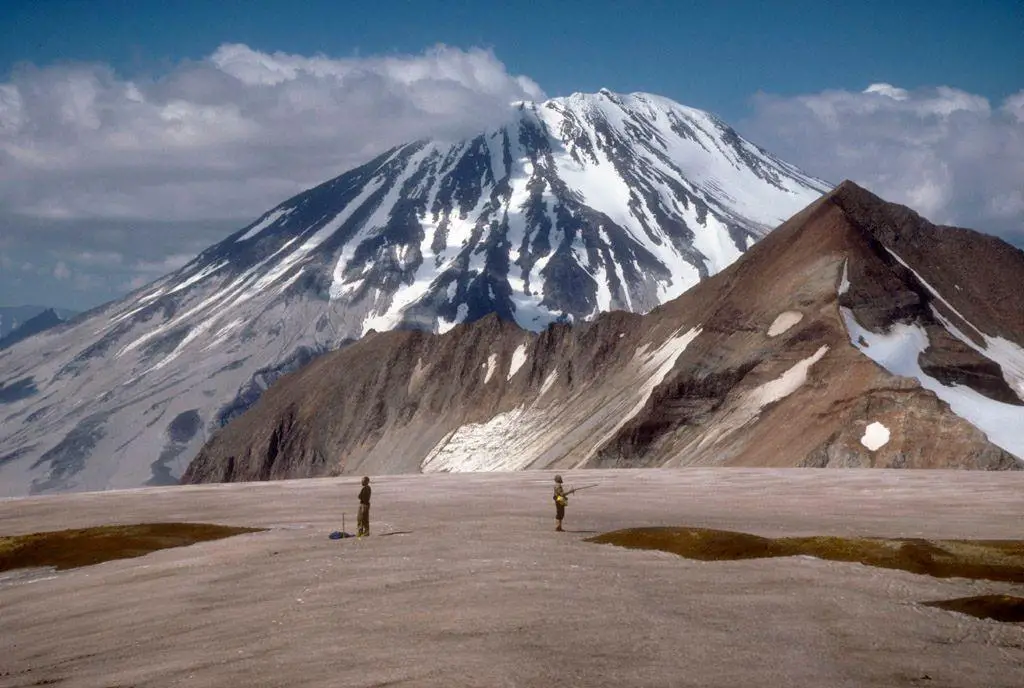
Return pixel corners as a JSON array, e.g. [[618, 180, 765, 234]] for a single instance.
[[182, 181, 1024, 483]]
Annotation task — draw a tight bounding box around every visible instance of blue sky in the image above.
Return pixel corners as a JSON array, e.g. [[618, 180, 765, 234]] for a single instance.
[[3, 0, 1021, 122], [1, 0, 1022, 309]]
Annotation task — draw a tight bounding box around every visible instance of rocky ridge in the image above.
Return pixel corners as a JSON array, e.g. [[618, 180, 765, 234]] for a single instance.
[[182, 181, 1024, 483]]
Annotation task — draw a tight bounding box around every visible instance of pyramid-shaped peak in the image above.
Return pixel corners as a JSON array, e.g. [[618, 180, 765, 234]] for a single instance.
[[827, 179, 886, 203], [824, 179, 932, 233]]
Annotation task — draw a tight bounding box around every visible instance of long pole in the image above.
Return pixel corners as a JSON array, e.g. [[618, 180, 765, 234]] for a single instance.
[[571, 483, 599, 493]]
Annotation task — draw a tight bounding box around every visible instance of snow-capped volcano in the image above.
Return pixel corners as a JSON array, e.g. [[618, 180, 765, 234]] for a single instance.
[[217, 90, 828, 334], [0, 90, 828, 496]]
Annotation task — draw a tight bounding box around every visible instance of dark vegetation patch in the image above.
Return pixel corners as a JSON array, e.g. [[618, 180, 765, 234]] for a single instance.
[[0, 523, 265, 573], [586, 527, 1024, 583], [921, 595, 1024, 623]]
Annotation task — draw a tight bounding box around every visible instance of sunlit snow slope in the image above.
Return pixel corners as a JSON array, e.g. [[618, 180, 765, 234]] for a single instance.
[[0, 90, 829, 496]]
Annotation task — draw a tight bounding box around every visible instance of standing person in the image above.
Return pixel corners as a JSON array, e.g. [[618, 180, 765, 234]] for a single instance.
[[357, 476, 371, 537], [553, 474, 572, 532]]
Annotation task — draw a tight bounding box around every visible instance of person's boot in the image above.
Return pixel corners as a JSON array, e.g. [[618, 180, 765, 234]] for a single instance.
[[556, 522, 563, 532]]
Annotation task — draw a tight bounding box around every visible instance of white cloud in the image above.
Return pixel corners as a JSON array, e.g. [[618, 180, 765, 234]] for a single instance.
[[0, 43, 544, 309], [0, 43, 544, 223], [740, 84, 1024, 245], [132, 254, 194, 275], [1004, 92, 1024, 123], [863, 83, 909, 101]]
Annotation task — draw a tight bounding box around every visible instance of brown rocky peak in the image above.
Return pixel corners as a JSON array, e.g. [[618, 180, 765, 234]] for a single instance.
[[183, 184, 1024, 485]]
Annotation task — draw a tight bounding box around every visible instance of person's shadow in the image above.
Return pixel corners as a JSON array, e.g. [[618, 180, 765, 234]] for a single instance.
[[378, 530, 413, 537], [561, 529, 598, 534]]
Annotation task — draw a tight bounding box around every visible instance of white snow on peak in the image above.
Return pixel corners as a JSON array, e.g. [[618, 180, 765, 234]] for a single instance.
[[236, 207, 294, 243], [767, 311, 803, 337], [841, 307, 1024, 461], [508, 343, 528, 380], [860, 421, 891, 451], [166, 261, 228, 297]]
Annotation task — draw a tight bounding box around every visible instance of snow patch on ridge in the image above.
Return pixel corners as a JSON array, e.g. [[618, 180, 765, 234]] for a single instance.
[[508, 343, 528, 380], [860, 422, 891, 451], [885, 248, 979, 337], [840, 307, 1024, 460], [749, 346, 829, 408], [886, 248, 1024, 403], [580, 326, 703, 467], [767, 311, 803, 337], [931, 308, 1024, 402], [419, 408, 546, 472], [483, 354, 498, 384], [694, 346, 830, 452], [540, 370, 558, 396], [236, 207, 294, 242], [838, 258, 850, 295], [982, 336, 1024, 401]]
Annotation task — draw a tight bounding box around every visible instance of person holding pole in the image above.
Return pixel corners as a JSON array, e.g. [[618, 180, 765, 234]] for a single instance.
[[357, 476, 371, 537], [553, 475, 600, 531]]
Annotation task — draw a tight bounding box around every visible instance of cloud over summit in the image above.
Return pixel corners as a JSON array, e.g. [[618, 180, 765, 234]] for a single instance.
[[0, 43, 543, 223], [2, 44, 1022, 310]]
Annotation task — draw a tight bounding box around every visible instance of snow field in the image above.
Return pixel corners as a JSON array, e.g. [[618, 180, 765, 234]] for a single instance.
[[841, 308, 1024, 460]]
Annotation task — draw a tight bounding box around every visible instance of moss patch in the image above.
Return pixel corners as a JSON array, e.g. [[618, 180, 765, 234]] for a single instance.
[[922, 595, 1024, 623], [0, 522, 265, 573], [586, 527, 1024, 583]]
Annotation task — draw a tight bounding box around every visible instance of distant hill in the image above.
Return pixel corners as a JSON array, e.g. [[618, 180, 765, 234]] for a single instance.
[[0, 305, 77, 340], [0, 308, 77, 350]]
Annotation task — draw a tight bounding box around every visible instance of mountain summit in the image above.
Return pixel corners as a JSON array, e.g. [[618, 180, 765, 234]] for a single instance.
[[0, 91, 828, 496]]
